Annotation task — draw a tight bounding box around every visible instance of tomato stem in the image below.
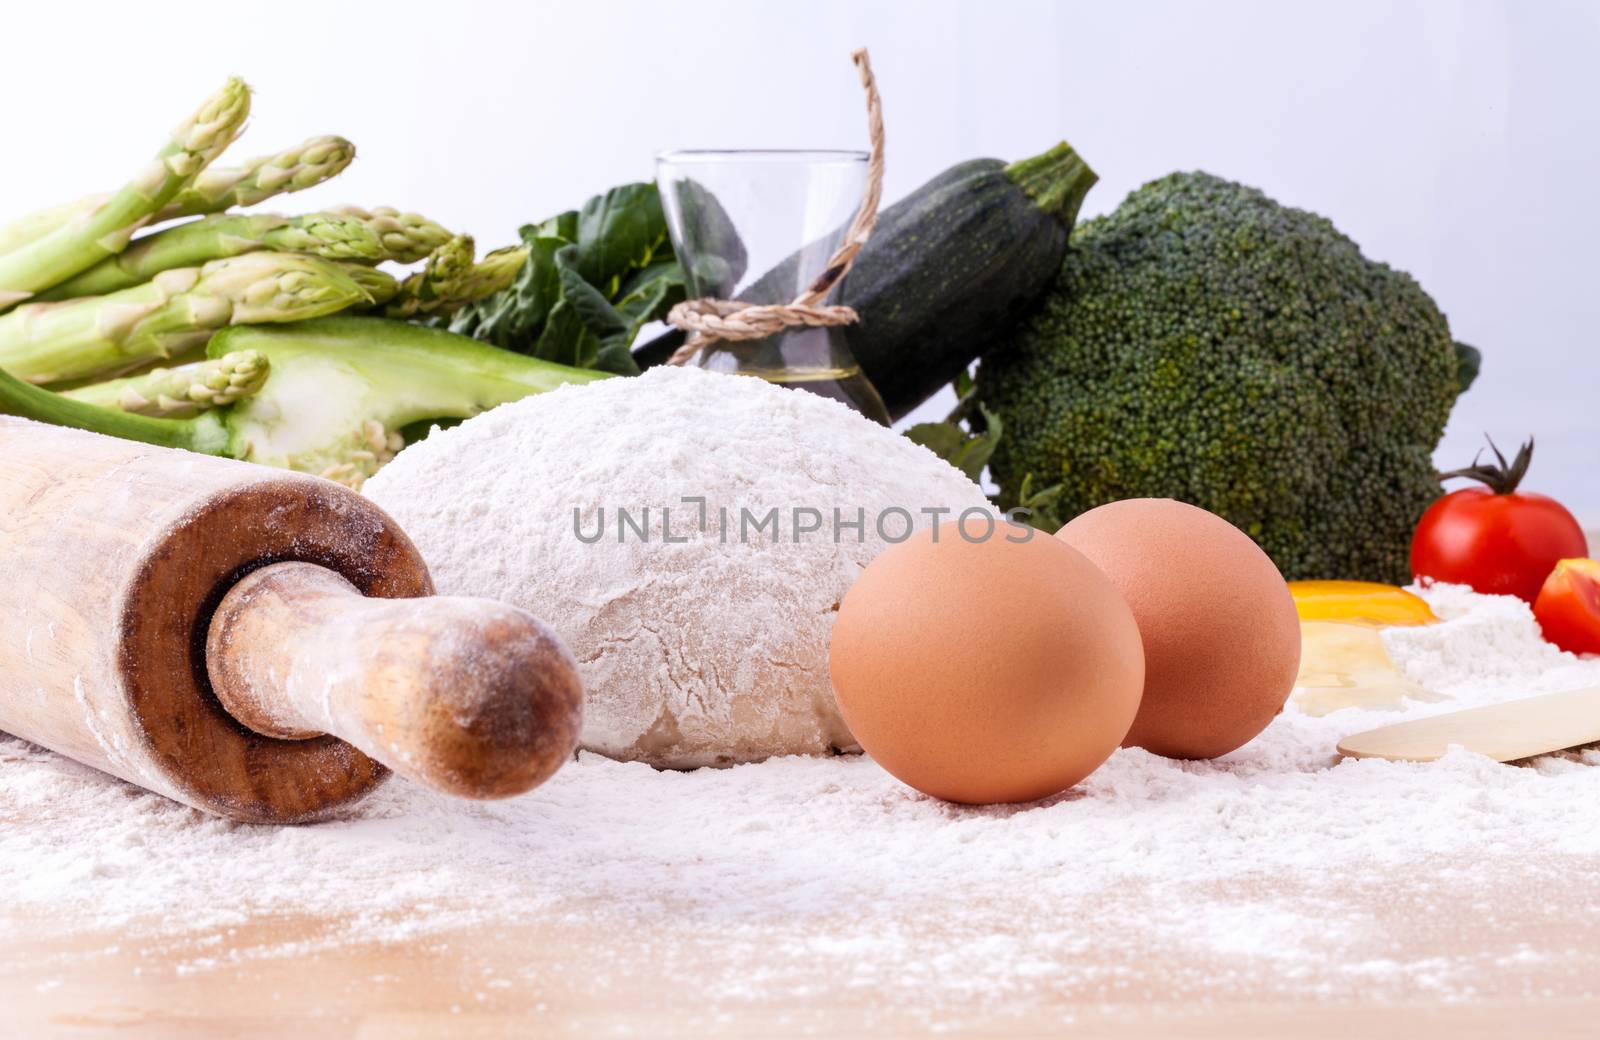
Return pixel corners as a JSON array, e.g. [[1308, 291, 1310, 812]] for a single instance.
[[1438, 435, 1534, 495]]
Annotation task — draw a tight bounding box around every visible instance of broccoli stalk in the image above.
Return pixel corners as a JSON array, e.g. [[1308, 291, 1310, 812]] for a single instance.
[[214, 317, 608, 485], [0, 317, 607, 487]]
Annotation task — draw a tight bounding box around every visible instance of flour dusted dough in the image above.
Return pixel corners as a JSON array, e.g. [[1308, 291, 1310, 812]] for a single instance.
[[364, 366, 991, 768]]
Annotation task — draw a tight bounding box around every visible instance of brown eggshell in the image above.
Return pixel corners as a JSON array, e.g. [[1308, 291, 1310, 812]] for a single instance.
[[1056, 499, 1301, 759], [829, 524, 1145, 804]]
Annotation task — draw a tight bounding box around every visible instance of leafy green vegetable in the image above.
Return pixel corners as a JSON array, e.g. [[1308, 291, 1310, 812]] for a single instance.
[[905, 402, 1003, 485], [659, 175, 749, 295], [1009, 473, 1066, 532], [448, 183, 688, 375], [903, 370, 1066, 528]]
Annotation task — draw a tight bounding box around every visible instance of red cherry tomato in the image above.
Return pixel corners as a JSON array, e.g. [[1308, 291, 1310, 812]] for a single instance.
[[1534, 559, 1600, 655], [1410, 438, 1588, 602]]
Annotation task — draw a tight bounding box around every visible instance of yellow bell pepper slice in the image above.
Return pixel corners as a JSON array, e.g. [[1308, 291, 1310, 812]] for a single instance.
[[1288, 580, 1437, 627]]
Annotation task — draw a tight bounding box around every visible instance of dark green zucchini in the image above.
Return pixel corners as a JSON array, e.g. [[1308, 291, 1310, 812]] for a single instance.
[[633, 142, 1096, 420]]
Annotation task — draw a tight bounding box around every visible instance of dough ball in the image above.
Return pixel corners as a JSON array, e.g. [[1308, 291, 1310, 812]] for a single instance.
[[365, 366, 991, 768]]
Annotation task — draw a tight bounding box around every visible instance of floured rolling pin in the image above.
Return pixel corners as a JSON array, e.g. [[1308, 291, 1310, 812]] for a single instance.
[[0, 417, 584, 824]]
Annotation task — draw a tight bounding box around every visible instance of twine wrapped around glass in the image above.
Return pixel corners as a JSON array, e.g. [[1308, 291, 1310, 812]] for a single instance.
[[657, 49, 890, 425]]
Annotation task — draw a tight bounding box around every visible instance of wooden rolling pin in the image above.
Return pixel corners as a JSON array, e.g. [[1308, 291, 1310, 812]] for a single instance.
[[0, 418, 584, 824]]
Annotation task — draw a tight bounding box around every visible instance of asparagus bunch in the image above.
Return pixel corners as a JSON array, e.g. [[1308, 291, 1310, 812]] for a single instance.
[[0, 76, 543, 487]]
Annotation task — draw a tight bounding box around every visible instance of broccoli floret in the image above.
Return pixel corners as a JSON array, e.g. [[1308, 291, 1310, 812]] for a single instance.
[[978, 171, 1472, 582]]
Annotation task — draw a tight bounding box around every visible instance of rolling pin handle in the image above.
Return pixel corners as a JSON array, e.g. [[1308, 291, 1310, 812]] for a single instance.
[[205, 561, 584, 800]]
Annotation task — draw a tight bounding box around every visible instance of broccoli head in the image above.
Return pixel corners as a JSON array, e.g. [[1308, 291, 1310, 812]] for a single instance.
[[979, 171, 1473, 582]]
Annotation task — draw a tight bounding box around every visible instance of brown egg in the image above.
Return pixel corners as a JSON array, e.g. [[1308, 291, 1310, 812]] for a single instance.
[[1056, 499, 1300, 759], [829, 523, 1144, 804]]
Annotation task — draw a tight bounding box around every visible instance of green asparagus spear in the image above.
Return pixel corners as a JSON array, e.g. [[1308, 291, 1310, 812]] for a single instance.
[[0, 79, 251, 308], [337, 206, 454, 264], [157, 135, 356, 220], [62, 349, 268, 418], [0, 200, 85, 257], [41, 213, 384, 299], [337, 263, 400, 306], [0, 135, 356, 258], [384, 236, 473, 316], [460, 245, 531, 300], [0, 252, 369, 385], [0, 362, 229, 454], [385, 239, 530, 319]]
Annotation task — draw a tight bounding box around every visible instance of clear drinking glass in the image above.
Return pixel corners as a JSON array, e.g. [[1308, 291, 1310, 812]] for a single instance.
[[655, 150, 891, 424]]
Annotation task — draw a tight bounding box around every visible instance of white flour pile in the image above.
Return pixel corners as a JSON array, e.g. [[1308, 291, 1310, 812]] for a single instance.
[[4, 583, 1600, 1008], [364, 366, 990, 769]]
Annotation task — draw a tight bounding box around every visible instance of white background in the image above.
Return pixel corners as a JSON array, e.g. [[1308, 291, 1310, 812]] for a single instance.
[[3, 0, 1596, 517]]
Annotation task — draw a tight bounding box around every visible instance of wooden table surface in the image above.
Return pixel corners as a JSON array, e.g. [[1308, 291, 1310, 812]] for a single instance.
[[6, 891, 1600, 1039]]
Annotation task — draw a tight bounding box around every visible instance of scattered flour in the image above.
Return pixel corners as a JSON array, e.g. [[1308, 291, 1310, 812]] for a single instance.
[[363, 366, 991, 768], [3, 583, 1600, 1008]]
